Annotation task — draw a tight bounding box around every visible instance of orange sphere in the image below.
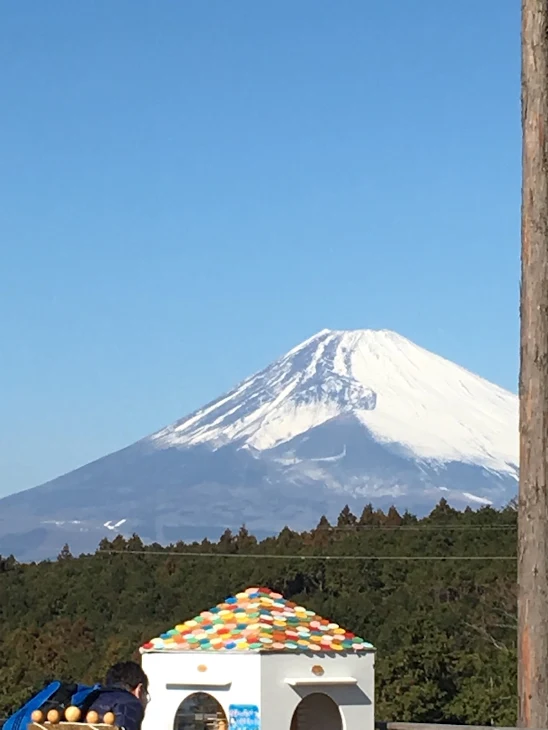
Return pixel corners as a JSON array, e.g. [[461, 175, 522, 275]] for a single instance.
[[30, 710, 44, 723], [103, 712, 116, 725], [64, 706, 82, 722], [47, 709, 61, 723], [86, 711, 100, 724]]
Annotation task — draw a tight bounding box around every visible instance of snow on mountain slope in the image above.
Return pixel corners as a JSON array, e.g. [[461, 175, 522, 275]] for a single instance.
[[151, 329, 518, 477], [0, 327, 519, 561]]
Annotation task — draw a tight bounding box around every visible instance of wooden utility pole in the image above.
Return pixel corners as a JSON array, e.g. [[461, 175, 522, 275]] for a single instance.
[[519, 0, 548, 726]]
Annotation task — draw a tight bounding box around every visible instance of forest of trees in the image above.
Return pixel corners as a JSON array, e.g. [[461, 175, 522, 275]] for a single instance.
[[0, 499, 517, 725]]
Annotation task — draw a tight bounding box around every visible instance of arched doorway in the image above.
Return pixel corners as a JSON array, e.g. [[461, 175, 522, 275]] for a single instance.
[[290, 693, 343, 730], [174, 692, 228, 730]]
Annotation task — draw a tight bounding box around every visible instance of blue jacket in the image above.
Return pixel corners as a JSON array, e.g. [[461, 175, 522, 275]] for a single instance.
[[89, 688, 145, 730]]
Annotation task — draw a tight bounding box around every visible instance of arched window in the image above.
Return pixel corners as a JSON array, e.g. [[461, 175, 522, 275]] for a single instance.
[[174, 692, 227, 730], [290, 693, 342, 730]]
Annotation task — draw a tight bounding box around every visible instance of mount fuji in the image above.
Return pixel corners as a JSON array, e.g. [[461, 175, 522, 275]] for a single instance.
[[0, 329, 518, 561]]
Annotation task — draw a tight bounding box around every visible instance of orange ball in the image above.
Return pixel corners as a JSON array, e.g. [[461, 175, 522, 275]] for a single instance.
[[47, 709, 61, 723], [86, 711, 100, 724], [64, 706, 82, 722], [31, 710, 44, 723], [103, 712, 116, 726]]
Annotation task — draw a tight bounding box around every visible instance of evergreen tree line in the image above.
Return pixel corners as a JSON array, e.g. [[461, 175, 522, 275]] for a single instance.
[[0, 500, 518, 725]]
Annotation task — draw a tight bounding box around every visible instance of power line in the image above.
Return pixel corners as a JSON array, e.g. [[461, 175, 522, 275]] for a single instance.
[[317, 524, 516, 531], [100, 549, 516, 561]]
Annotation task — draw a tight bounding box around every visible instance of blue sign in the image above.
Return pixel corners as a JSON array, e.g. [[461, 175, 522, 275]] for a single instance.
[[229, 704, 260, 730]]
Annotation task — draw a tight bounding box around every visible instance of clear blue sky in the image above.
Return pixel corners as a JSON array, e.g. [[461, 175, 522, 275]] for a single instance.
[[1, 0, 520, 497]]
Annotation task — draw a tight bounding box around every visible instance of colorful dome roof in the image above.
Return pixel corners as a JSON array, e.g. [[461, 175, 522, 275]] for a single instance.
[[140, 586, 374, 653]]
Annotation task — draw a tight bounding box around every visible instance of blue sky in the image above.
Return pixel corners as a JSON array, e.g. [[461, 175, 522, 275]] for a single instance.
[[1, 0, 520, 497]]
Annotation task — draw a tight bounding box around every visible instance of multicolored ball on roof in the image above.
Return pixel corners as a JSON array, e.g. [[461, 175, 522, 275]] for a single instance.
[[140, 587, 373, 653]]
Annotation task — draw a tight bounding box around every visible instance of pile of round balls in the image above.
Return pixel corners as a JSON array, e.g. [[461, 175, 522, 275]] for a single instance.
[[140, 587, 373, 653]]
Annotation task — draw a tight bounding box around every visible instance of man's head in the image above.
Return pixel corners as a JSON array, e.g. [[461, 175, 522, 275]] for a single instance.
[[106, 661, 149, 708]]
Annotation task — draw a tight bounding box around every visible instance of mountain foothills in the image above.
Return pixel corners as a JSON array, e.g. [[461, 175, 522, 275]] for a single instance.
[[0, 329, 518, 560], [0, 501, 517, 724]]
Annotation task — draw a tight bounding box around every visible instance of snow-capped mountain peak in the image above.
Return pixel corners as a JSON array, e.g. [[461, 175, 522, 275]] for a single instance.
[[150, 328, 518, 477], [0, 327, 519, 561]]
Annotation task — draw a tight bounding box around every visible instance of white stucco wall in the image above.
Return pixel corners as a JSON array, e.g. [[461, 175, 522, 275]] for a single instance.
[[141, 650, 374, 730], [259, 652, 375, 730], [141, 652, 261, 730]]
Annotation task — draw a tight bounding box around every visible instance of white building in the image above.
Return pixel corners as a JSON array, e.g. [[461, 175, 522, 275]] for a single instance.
[[140, 587, 375, 730]]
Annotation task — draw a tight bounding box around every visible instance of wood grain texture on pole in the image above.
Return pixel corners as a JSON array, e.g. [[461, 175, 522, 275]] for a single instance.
[[519, 0, 548, 727]]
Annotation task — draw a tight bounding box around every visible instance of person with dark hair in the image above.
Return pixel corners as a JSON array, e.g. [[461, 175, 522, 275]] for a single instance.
[[89, 661, 149, 730]]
